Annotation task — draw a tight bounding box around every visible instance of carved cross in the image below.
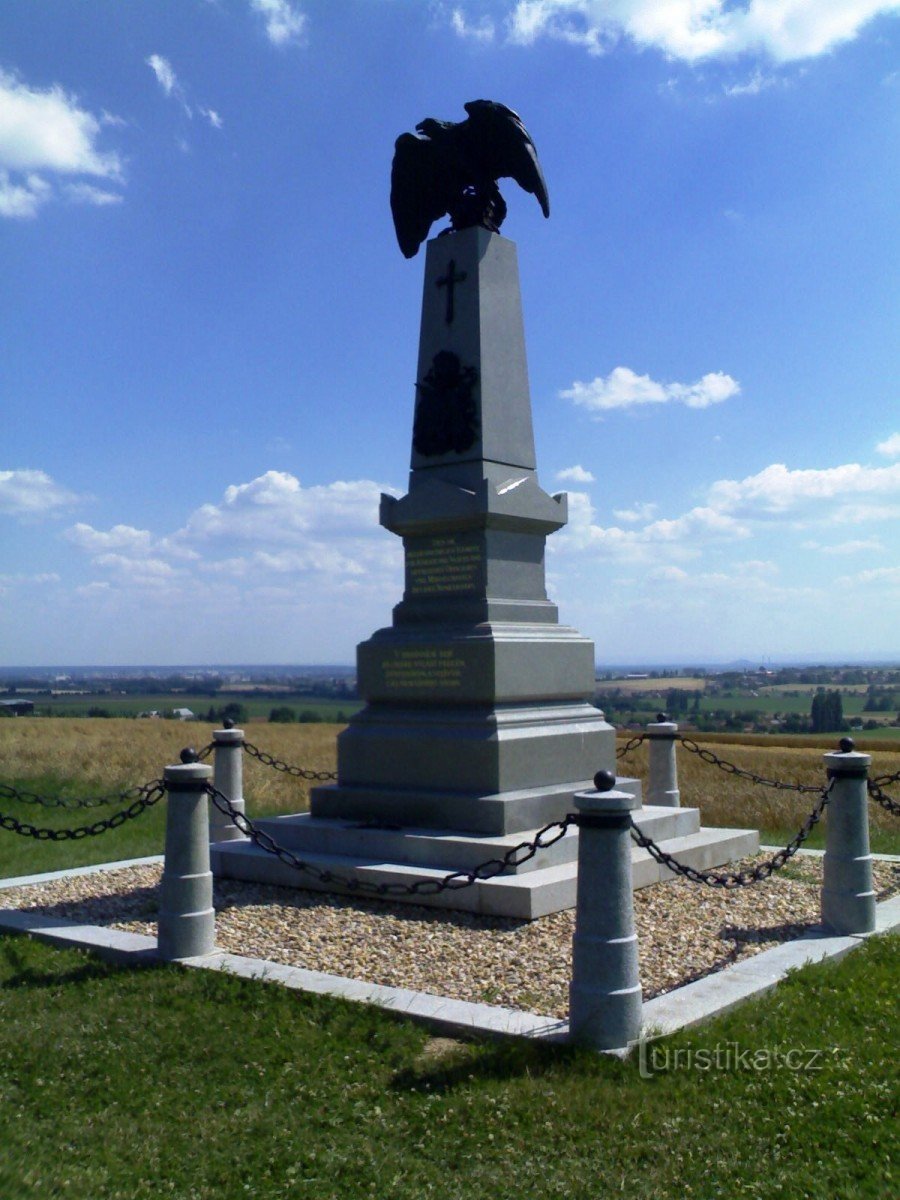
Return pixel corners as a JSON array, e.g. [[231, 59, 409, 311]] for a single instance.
[[436, 259, 467, 325]]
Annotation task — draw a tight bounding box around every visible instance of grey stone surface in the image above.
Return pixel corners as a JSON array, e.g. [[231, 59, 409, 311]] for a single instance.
[[158, 762, 216, 961], [210, 727, 248, 844], [646, 720, 680, 807], [310, 228, 615, 843], [568, 787, 642, 1050], [821, 751, 877, 935]]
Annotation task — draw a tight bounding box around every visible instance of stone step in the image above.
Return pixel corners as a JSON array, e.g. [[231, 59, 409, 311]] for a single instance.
[[241, 802, 699, 876], [211, 821, 759, 920]]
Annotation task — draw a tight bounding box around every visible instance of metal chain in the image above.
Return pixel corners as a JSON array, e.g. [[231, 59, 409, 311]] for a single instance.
[[206, 783, 573, 896], [197, 742, 215, 762], [616, 735, 646, 760], [242, 741, 338, 782], [678, 736, 823, 793], [868, 776, 900, 817], [0, 778, 163, 811], [0, 780, 166, 841], [629, 780, 833, 888]]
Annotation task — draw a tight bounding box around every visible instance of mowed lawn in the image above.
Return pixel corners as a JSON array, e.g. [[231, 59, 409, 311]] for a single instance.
[[0, 930, 897, 1200]]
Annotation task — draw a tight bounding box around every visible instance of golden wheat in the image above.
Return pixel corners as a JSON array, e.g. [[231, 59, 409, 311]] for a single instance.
[[2, 718, 898, 833]]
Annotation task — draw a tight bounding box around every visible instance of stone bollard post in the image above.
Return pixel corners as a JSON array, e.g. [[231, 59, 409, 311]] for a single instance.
[[210, 722, 247, 844], [821, 739, 876, 936], [646, 714, 680, 807], [158, 752, 216, 961], [569, 771, 642, 1051]]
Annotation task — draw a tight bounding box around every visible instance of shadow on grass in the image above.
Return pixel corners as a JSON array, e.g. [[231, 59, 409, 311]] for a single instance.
[[0, 935, 120, 992], [388, 1034, 607, 1095]]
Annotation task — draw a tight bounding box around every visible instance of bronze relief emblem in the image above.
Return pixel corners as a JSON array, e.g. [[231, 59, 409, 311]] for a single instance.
[[413, 350, 479, 457]]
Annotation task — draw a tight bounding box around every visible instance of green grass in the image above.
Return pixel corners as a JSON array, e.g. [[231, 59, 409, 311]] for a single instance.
[[0, 931, 896, 1199]]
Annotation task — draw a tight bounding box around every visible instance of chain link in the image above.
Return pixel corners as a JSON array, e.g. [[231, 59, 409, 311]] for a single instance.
[[616, 735, 646, 760], [197, 742, 215, 762], [868, 776, 900, 817], [0, 778, 163, 811], [206, 783, 573, 896], [677, 736, 823, 793], [629, 780, 833, 888], [242, 742, 338, 782], [0, 780, 166, 841]]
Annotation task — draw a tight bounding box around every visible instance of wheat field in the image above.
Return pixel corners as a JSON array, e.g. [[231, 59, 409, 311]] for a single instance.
[[1, 716, 898, 838]]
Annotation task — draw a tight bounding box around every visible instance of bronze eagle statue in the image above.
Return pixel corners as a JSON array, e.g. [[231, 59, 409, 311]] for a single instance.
[[390, 100, 550, 259]]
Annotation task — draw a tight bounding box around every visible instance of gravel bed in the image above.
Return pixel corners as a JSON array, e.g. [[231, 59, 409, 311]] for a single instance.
[[3, 857, 898, 1019]]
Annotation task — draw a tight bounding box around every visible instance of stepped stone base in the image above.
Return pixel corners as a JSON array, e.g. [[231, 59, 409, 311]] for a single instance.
[[211, 788, 759, 920]]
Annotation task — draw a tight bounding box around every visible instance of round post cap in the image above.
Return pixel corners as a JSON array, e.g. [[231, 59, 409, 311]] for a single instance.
[[180, 747, 199, 763], [593, 769, 616, 792]]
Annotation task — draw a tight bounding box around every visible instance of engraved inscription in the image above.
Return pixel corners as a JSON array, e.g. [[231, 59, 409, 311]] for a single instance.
[[382, 647, 466, 691], [407, 536, 483, 596]]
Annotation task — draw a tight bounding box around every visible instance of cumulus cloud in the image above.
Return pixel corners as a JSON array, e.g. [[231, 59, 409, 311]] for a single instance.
[[250, 0, 308, 46], [0, 469, 81, 516], [561, 366, 740, 413], [556, 464, 595, 483], [876, 432, 900, 458], [0, 69, 123, 218], [613, 502, 657, 523], [65, 471, 403, 602], [502, 1, 900, 64], [707, 462, 900, 516]]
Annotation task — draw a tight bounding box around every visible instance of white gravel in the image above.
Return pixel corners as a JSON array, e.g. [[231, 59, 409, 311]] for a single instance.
[[3, 856, 897, 1019]]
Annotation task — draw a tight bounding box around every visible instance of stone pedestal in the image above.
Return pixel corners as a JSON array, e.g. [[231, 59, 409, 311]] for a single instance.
[[311, 227, 614, 836]]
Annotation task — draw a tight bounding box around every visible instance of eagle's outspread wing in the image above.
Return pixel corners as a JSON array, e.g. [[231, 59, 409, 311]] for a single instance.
[[390, 132, 447, 259], [462, 100, 550, 219], [390, 100, 550, 258]]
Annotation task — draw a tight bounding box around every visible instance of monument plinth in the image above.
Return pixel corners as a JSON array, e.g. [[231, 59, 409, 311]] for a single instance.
[[310, 227, 615, 835]]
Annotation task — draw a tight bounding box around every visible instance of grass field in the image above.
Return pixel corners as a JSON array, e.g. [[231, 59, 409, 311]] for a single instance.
[[0, 930, 896, 1199]]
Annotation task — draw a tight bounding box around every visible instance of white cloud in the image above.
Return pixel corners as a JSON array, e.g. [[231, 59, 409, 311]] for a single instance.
[[0, 170, 50, 218], [724, 71, 777, 96], [0, 469, 81, 516], [0, 69, 123, 218], [65, 523, 156, 554], [876, 432, 900, 458], [251, 0, 308, 46], [504, 1, 900, 64], [613, 502, 657, 523], [708, 462, 900, 516], [451, 8, 496, 41], [146, 56, 223, 130], [556, 464, 595, 483], [65, 472, 403, 599], [803, 538, 885, 555], [146, 55, 178, 99], [562, 366, 740, 412], [64, 182, 123, 206]]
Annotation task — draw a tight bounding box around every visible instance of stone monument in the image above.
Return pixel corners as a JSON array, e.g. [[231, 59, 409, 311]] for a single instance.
[[309, 223, 615, 835], [211, 102, 759, 916]]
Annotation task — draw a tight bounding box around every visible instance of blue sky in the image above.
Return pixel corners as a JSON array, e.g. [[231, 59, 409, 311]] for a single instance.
[[1, 0, 898, 667]]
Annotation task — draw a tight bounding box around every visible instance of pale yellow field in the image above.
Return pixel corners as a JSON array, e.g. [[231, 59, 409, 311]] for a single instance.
[[0, 718, 338, 814], [2, 717, 898, 836], [617, 738, 899, 838], [603, 676, 707, 694]]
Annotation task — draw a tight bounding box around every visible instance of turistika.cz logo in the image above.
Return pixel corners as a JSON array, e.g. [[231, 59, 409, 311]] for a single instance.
[[638, 1038, 846, 1078]]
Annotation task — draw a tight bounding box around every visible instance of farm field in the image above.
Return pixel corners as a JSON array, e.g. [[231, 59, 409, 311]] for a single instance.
[[1, 718, 898, 878], [8, 692, 361, 722]]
